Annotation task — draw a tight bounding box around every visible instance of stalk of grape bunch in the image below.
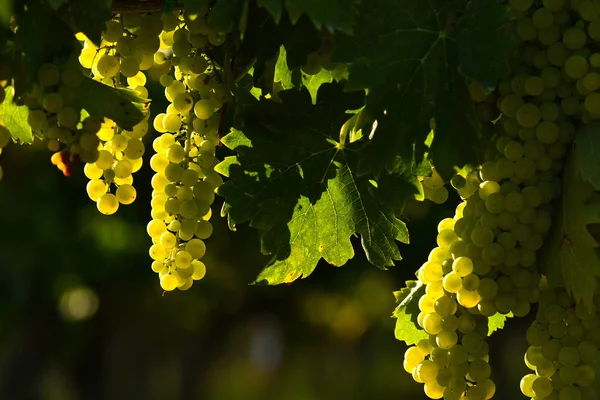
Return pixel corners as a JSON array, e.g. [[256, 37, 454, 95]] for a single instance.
[[146, 9, 224, 291]]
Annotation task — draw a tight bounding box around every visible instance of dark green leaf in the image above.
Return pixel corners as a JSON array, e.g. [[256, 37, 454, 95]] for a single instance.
[[574, 123, 600, 190], [0, 86, 33, 144], [210, 0, 244, 33], [541, 152, 600, 308], [392, 280, 428, 346], [14, 0, 76, 95], [257, 0, 283, 22], [284, 0, 359, 34], [237, 6, 321, 90], [456, 0, 514, 88], [73, 77, 149, 131], [66, 0, 111, 46], [216, 85, 413, 285], [334, 0, 511, 178]]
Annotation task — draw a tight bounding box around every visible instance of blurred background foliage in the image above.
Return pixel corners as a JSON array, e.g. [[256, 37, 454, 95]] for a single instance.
[[0, 76, 533, 400]]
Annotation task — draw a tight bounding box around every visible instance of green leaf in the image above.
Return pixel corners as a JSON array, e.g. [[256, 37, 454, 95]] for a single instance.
[[542, 151, 600, 308], [184, 0, 211, 14], [392, 280, 428, 346], [488, 312, 510, 336], [301, 68, 348, 104], [284, 0, 359, 34], [333, 0, 511, 178], [274, 45, 294, 90], [66, 0, 111, 46], [14, 0, 75, 94], [0, 86, 32, 144], [574, 123, 600, 191], [456, 0, 514, 88], [274, 45, 350, 104], [257, 0, 283, 22], [73, 78, 149, 131], [209, 0, 244, 33], [216, 85, 413, 285]]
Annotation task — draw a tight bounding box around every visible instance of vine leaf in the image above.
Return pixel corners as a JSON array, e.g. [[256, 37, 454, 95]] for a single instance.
[[64, 0, 111, 46], [257, 0, 283, 22], [14, 0, 76, 95], [333, 0, 512, 179], [73, 78, 149, 131], [392, 280, 428, 346], [0, 86, 32, 144], [542, 151, 600, 308], [488, 312, 510, 336], [274, 45, 349, 104], [216, 84, 417, 285], [259, 0, 359, 33], [209, 0, 244, 34], [574, 123, 600, 190]]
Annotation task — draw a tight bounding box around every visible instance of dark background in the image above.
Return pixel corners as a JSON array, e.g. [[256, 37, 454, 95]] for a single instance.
[[0, 82, 534, 400]]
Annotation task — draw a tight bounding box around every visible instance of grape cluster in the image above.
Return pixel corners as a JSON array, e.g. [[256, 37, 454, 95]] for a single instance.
[[146, 10, 224, 291], [77, 15, 156, 215], [506, 0, 600, 396], [401, 0, 592, 397], [521, 282, 599, 400], [20, 58, 104, 169]]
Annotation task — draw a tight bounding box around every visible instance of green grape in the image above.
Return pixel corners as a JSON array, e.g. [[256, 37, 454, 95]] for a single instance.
[[585, 92, 600, 115], [42, 92, 64, 113], [96, 54, 120, 78], [436, 330, 458, 350], [547, 42, 569, 66], [558, 346, 580, 367], [194, 99, 216, 119], [456, 288, 481, 308], [558, 385, 582, 400], [38, 63, 61, 87], [527, 322, 551, 346], [443, 272, 463, 293], [423, 313, 443, 335], [477, 182, 500, 203], [510, 0, 534, 11], [524, 76, 544, 95], [162, 114, 182, 132], [565, 55, 589, 79], [437, 229, 458, 249], [500, 94, 525, 117], [563, 27, 586, 50], [120, 57, 140, 77], [114, 183, 136, 204], [531, 376, 554, 398], [173, 92, 194, 113], [452, 257, 473, 277], [532, 7, 553, 29], [97, 193, 119, 215], [113, 159, 132, 179], [470, 226, 494, 248], [516, 103, 541, 128]]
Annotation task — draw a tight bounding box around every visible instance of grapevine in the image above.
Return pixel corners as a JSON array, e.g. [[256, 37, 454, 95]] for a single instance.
[[1, 0, 600, 398]]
